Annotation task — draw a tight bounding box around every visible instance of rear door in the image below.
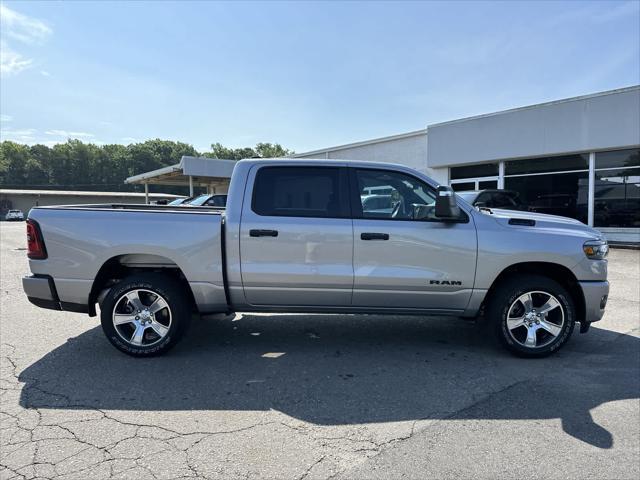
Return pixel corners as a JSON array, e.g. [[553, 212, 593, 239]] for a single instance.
[[239, 165, 353, 306], [350, 167, 477, 312]]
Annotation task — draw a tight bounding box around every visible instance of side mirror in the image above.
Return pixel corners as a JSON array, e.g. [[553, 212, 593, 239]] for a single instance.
[[435, 186, 461, 220]]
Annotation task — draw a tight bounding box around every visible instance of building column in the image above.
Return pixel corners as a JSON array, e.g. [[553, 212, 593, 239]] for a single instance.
[[498, 161, 505, 189], [189, 176, 194, 197], [588, 152, 595, 227], [144, 183, 149, 204]]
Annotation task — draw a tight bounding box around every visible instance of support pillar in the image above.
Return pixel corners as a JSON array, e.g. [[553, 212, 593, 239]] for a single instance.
[[588, 152, 595, 227]]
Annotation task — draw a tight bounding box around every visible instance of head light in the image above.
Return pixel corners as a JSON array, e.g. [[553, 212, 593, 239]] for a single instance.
[[583, 240, 609, 260]]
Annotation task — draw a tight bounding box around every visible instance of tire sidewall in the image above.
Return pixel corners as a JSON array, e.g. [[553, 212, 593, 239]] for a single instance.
[[100, 274, 189, 357], [493, 277, 575, 357]]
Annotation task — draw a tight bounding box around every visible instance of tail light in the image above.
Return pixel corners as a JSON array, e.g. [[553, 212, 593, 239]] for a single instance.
[[26, 219, 47, 259]]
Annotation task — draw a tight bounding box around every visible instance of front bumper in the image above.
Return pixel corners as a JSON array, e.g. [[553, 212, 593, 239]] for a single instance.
[[578, 280, 609, 323]]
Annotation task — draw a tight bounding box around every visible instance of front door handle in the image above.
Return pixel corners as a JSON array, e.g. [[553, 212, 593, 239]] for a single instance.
[[361, 232, 389, 241], [250, 229, 279, 237]]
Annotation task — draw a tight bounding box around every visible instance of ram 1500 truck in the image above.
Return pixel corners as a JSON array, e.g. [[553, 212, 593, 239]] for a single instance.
[[22, 159, 610, 358]]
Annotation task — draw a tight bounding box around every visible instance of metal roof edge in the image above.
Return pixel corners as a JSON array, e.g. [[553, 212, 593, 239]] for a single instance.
[[291, 128, 428, 157], [125, 163, 181, 184], [427, 85, 640, 129]]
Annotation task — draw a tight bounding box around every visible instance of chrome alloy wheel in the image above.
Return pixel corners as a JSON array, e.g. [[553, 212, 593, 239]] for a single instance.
[[506, 291, 565, 349], [112, 289, 172, 347]]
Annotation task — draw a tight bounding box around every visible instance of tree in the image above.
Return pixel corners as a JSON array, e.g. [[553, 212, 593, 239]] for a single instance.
[[254, 142, 293, 158], [203, 142, 294, 160], [0, 139, 294, 193]]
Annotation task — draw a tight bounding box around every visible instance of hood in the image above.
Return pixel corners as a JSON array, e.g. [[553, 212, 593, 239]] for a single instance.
[[479, 208, 604, 240]]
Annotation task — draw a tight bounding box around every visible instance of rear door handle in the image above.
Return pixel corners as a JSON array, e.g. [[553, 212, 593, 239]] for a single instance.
[[361, 232, 389, 241], [249, 229, 279, 237]]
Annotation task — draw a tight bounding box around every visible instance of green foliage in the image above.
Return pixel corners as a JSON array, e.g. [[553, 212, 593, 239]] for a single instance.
[[204, 142, 293, 160], [0, 139, 294, 193]]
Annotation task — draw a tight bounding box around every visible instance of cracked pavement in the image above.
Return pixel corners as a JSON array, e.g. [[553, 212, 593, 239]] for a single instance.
[[1, 222, 639, 480]]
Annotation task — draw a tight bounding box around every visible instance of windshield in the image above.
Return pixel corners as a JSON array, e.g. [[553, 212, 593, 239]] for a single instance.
[[185, 194, 211, 206], [167, 198, 188, 205]]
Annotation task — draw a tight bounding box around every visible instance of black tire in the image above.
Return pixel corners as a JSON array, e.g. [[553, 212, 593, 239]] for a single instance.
[[487, 274, 575, 358], [100, 273, 192, 357]]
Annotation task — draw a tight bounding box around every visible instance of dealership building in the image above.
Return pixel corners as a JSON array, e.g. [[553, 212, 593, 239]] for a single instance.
[[294, 85, 640, 243], [122, 86, 639, 243]]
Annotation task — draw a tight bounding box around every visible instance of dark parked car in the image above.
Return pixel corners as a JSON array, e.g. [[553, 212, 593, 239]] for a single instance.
[[457, 189, 526, 211], [528, 194, 578, 218]]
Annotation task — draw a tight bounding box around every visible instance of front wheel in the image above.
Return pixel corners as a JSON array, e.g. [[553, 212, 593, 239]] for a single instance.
[[100, 273, 192, 357], [487, 274, 576, 358]]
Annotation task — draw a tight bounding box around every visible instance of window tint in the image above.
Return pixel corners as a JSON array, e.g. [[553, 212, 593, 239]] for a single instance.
[[595, 148, 640, 170], [505, 154, 589, 175], [204, 195, 227, 207], [354, 169, 437, 220], [505, 171, 589, 223], [478, 180, 498, 189], [450, 163, 498, 179], [451, 182, 475, 192], [594, 167, 640, 228], [252, 167, 345, 218]]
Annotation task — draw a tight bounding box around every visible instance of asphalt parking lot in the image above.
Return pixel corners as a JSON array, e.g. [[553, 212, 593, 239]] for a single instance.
[[1, 221, 639, 480]]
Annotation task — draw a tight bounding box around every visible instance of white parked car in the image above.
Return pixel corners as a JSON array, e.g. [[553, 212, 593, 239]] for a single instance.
[[5, 210, 24, 221]]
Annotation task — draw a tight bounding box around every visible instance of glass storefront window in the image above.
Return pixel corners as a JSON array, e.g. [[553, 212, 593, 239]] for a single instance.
[[594, 168, 640, 228], [505, 171, 589, 223], [450, 163, 498, 179], [505, 154, 589, 175], [450, 149, 640, 229], [451, 181, 475, 192], [595, 148, 640, 170], [479, 180, 498, 189]]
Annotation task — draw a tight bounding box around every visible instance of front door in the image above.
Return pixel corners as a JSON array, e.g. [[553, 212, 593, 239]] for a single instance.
[[239, 165, 353, 306], [351, 168, 477, 312]]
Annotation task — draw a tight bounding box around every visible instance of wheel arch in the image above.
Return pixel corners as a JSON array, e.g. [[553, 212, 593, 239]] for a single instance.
[[485, 262, 585, 321], [87, 254, 197, 316]]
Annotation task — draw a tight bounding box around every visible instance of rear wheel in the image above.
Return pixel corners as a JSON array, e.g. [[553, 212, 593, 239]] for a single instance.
[[487, 274, 575, 357], [100, 273, 191, 357]]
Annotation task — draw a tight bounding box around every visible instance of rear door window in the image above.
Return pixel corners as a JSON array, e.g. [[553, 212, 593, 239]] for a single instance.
[[252, 166, 349, 218]]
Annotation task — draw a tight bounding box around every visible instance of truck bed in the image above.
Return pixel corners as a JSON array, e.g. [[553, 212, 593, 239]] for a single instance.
[[27, 204, 228, 314], [34, 203, 225, 213]]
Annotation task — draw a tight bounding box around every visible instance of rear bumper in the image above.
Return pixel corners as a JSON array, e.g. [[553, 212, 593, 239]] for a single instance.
[[578, 280, 609, 323], [22, 275, 88, 313]]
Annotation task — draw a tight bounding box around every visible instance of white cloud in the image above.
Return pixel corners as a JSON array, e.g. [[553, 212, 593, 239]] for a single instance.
[[45, 129, 95, 138], [0, 40, 33, 76], [0, 5, 52, 77], [40, 70, 51, 77], [0, 128, 104, 146], [0, 127, 37, 143], [0, 114, 13, 122], [0, 4, 52, 45], [121, 137, 140, 144]]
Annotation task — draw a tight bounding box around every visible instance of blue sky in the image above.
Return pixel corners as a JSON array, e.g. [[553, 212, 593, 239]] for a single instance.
[[1, 0, 639, 153]]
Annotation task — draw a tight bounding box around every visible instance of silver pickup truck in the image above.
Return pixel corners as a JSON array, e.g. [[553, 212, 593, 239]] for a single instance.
[[23, 159, 609, 358]]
